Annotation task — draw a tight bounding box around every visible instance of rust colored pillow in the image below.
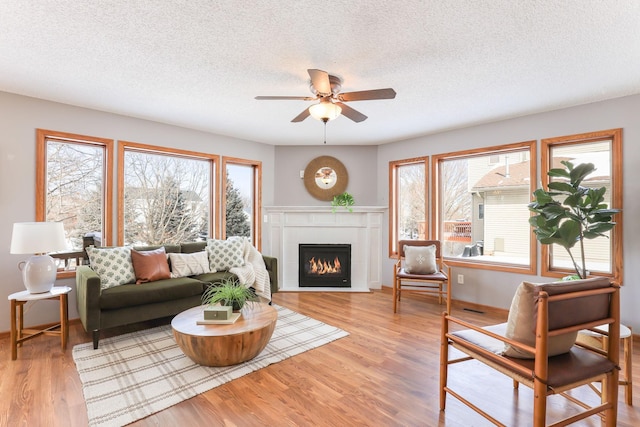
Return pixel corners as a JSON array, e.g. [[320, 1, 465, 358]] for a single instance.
[[131, 247, 171, 284]]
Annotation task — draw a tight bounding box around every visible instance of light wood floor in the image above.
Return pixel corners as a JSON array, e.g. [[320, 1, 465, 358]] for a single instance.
[[1, 288, 639, 426]]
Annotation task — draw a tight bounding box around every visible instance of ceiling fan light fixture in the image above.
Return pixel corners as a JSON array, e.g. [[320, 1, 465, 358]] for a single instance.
[[309, 100, 342, 122]]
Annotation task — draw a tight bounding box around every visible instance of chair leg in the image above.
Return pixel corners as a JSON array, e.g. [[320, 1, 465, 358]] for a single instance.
[[439, 313, 449, 411], [624, 331, 633, 405], [393, 280, 398, 313]]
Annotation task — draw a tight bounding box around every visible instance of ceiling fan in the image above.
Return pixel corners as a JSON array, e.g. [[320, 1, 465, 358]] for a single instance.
[[255, 69, 396, 123]]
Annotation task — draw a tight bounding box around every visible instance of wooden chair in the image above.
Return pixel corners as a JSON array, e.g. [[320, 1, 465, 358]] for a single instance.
[[393, 240, 451, 313], [440, 277, 620, 427]]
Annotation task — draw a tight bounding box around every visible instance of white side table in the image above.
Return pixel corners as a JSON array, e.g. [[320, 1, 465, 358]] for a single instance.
[[8, 286, 72, 360], [578, 323, 633, 405]]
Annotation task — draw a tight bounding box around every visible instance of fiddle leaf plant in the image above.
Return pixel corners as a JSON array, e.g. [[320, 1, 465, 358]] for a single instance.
[[528, 160, 620, 279], [331, 192, 355, 213]]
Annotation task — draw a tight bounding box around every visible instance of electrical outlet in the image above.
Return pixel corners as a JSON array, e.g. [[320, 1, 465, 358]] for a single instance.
[[457, 274, 464, 285]]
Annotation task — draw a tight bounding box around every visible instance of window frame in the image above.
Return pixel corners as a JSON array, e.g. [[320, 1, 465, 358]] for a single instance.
[[431, 140, 537, 274], [388, 156, 429, 257], [540, 129, 623, 284], [117, 140, 219, 245], [36, 129, 114, 278], [221, 156, 262, 250]]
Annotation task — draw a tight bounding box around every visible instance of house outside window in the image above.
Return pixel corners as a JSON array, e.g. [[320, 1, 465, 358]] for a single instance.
[[432, 141, 536, 274], [541, 129, 623, 283], [36, 129, 113, 276], [119, 141, 216, 246], [389, 157, 427, 256]]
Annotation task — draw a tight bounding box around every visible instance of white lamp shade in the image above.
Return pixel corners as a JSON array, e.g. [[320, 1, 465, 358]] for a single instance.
[[10, 222, 67, 254], [309, 101, 342, 121]]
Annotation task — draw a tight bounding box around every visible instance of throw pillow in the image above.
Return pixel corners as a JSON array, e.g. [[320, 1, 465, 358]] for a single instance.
[[404, 245, 438, 274], [86, 246, 136, 290], [131, 247, 171, 284], [169, 251, 213, 278], [503, 281, 578, 359], [206, 236, 245, 271]]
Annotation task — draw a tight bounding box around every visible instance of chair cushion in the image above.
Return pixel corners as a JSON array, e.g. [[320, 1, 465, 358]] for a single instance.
[[404, 244, 438, 274], [131, 247, 171, 284], [169, 251, 212, 277], [503, 281, 577, 358], [86, 246, 136, 290]]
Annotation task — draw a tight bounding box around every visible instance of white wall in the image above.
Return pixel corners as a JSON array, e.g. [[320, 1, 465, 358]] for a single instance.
[[377, 94, 640, 331], [0, 91, 275, 333]]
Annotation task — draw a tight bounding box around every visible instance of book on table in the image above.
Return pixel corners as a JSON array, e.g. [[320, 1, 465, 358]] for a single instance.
[[196, 312, 241, 325]]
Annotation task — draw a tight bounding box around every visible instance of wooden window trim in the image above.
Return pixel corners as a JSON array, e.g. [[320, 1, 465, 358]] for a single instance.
[[36, 129, 114, 279], [540, 128, 623, 284], [117, 140, 219, 245], [221, 156, 262, 251], [431, 140, 537, 275], [388, 156, 428, 258]]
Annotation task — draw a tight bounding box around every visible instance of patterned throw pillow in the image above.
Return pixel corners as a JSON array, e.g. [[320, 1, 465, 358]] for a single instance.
[[206, 237, 245, 271], [168, 251, 212, 278], [86, 246, 136, 290], [404, 245, 438, 274]]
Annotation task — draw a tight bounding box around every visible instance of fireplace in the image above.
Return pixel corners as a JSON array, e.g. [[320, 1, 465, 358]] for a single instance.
[[298, 244, 351, 288]]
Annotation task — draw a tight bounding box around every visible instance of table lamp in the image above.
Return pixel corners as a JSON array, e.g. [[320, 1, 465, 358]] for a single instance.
[[10, 222, 67, 293]]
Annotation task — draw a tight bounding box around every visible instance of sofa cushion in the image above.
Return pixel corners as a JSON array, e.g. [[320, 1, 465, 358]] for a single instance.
[[206, 237, 245, 271], [180, 241, 207, 254], [99, 277, 205, 310], [131, 247, 171, 284], [86, 246, 136, 290], [404, 244, 438, 274], [133, 244, 182, 254], [169, 251, 212, 278], [191, 270, 238, 286]]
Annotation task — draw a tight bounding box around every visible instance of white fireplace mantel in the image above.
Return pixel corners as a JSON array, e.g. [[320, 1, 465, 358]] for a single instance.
[[263, 206, 387, 292]]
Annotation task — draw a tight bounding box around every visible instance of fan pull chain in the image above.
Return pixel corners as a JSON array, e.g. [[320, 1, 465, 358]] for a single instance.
[[323, 120, 327, 144]]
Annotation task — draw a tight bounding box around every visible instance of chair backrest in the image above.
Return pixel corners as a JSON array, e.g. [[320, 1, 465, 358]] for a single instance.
[[398, 240, 441, 260], [533, 277, 614, 333]]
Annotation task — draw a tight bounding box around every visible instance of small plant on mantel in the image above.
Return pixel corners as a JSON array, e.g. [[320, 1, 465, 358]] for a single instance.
[[202, 277, 258, 312], [528, 161, 620, 279], [331, 192, 355, 213]]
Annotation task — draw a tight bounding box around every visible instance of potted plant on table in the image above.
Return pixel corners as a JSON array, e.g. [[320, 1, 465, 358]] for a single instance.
[[528, 160, 620, 279], [202, 277, 258, 312]]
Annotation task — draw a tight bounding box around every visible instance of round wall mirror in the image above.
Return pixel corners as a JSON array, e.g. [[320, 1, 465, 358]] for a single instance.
[[303, 156, 348, 201]]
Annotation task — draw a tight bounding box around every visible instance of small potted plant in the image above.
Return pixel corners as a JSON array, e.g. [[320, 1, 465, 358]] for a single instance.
[[331, 192, 355, 212], [202, 277, 258, 312], [528, 160, 620, 279]]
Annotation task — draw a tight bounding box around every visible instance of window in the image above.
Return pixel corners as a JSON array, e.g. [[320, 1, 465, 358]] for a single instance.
[[432, 141, 536, 273], [389, 157, 428, 256], [118, 141, 217, 245], [36, 129, 113, 277], [541, 129, 623, 283], [222, 157, 262, 249]]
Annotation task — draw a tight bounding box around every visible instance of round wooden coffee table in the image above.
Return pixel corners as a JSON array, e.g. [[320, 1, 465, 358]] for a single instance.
[[171, 303, 277, 367]]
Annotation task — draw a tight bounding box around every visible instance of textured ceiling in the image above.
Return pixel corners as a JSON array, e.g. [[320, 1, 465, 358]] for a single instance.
[[1, 1, 639, 146]]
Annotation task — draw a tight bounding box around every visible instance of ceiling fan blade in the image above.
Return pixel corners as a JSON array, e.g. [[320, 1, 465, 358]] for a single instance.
[[255, 96, 315, 100], [336, 102, 367, 123], [338, 88, 396, 102], [291, 108, 310, 122], [308, 69, 332, 95]]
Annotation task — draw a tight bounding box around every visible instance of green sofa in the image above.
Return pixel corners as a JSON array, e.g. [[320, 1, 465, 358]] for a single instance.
[[75, 241, 278, 349]]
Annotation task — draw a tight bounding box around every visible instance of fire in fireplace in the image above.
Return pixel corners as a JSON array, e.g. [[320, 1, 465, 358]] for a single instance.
[[298, 244, 351, 287]]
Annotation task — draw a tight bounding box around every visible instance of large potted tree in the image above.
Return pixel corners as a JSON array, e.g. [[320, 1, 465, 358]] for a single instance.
[[528, 160, 620, 279]]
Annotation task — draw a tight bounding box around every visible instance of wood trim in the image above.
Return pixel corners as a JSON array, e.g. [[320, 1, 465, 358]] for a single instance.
[[221, 156, 262, 250], [431, 140, 536, 275], [540, 128, 623, 284], [35, 129, 114, 263], [117, 140, 219, 245]]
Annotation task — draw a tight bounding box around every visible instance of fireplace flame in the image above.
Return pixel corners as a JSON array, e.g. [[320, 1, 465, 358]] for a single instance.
[[308, 256, 342, 275]]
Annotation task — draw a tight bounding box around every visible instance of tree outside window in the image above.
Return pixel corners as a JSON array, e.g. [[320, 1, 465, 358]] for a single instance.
[[223, 158, 261, 249], [389, 158, 427, 255]]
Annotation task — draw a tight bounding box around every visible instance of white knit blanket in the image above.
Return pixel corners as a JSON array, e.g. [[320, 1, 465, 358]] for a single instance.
[[229, 240, 271, 301]]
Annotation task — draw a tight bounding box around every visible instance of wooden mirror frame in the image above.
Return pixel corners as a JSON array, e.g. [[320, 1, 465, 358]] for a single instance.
[[303, 156, 348, 201]]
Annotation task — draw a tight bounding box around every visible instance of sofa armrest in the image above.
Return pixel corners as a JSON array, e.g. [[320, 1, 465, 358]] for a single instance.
[[76, 265, 102, 332], [261, 255, 278, 294]]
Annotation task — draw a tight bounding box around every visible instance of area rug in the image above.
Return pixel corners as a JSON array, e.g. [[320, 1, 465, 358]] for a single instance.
[[73, 305, 349, 426]]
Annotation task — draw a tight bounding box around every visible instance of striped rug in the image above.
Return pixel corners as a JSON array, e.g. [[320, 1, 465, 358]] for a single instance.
[[73, 305, 349, 426]]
